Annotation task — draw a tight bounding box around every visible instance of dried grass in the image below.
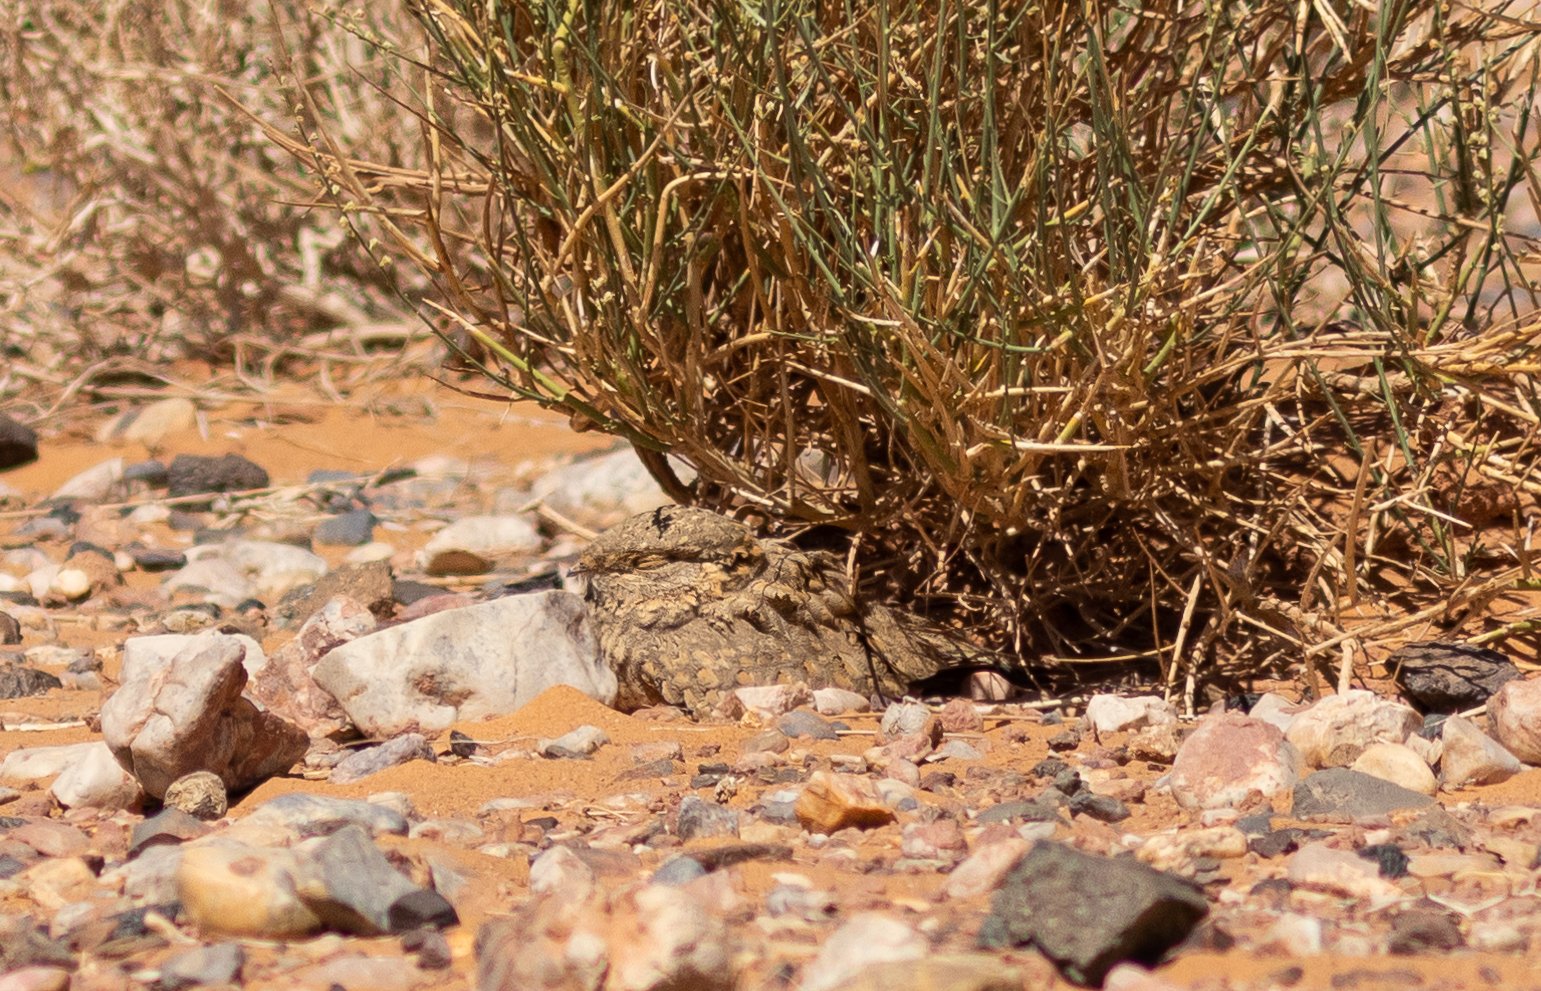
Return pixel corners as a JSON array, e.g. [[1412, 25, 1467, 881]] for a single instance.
[[287, 0, 1541, 696], [0, 0, 430, 414]]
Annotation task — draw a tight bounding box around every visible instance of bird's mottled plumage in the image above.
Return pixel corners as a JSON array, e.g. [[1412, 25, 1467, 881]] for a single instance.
[[577, 505, 992, 714]]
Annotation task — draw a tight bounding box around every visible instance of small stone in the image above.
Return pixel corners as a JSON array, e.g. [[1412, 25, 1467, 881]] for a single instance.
[[49, 740, 143, 811], [800, 915, 927, 991], [274, 559, 394, 629], [1285, 842, 1404, 902], [1292, 768, 1434, 820], [9, 820, 90, 858], [538, 725, 609, 759], [813, 687, 871, 715], [943, 838, 1032, 900], [129, 808, 211, 856], [1439, 714, 1521, 787], [676, 796, 741, 841], [1349, 741, 1437, 796], [166, 453, 269, 499], [0, 414, 38, 470], [1391, 641, 1518, 713], [248, 596, 374, 738], [311, 592, 617, 737], [0, 612, 19, 645], [607, 884, 736, 991], [242, 792, 409, 836], [177, 842, 323, 938], [1169, 712, 1299, 811], [0, 966, 70, 991], [421, 515, 541, 575], [0, 665, 61, 700], [1285, 690, 1422, 768], [315, 509, 377, 547], [1357, 842, 1410, 879], [294, 825, 458, 934], [721, 683, 814, 719], [0, 742, 101, 784], [879, 701, 939, 742], [937, 698, 984, 733], [47, 569, 91, 601], [795, 771, 895, 834], [1084, 695, 1178, 737], [332, 734, 435, 784], [978, 841, 1208, 987], [776, 710, 840, 740], [162, 771, 229, 820], [1128, 722, 1182, 764], [743, 729, 789, 755], [900, 818, 968, 861], [158, 941, 244, 990], [1487, 676, 1541, 764]]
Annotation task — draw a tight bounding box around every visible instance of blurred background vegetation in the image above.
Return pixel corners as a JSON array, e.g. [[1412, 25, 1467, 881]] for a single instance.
[[6, 0, 1541, 700]]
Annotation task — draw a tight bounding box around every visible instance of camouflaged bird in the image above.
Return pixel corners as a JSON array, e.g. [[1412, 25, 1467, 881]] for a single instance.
[[575, 505, 994, 715]]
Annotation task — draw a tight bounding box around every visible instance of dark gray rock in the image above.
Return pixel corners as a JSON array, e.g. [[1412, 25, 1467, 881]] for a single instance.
[[1291, 767, 1434, 820], [331, 734, 435, 784], [978, 841, 1208, 987], [315, 509, 377, 547], [0, 414, 38, 470], [129, 808, 211, 857], [159, 941, 245, 989], [0, 612, 20, 645], [127, 546, 186, 572], [1068, 792, 1130, 823], [1391, 641, 1518, 713], [777, 710, 840, 741], [167, 453, 270, 499], [0, 664, 61, 699], [676, 796, 741, 841], [653, 855, 709, 886], [298, 825, 457, 935]]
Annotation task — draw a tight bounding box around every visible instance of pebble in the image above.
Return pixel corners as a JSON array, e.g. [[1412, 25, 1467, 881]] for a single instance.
[[420, 514, 542, 575], [978, 840, 1208, 987], [162, 771, 229, 820], [776, 709, 840, 740], [1292, 768, 1434, 820], [1486, 675, 1541, 764], [177, 842, 323, 938], [1348, 741, 1437, 796], [312, 591, 617, 737], [166, 453, 269, 498], [538, 724, 610, 759], [293, 824, 457, 935], [0, 665, 61, 700], [1391, 641, 1518, 712], [332, 733, 436, 783], [49, 740, 143, 811], [314, 509, 377, 547], [1285, 690, 1422, 768], [0, 414, 38, 470], [812, 687, 871, 715], [158, 941, 244, 989], [240, 792, 409, 836], [1084, 694, 1178, 737], [1439, 713, 1522, 787], [801, 913, 928, 991], [1168, 712, 1299, 810], [722, 683, 813, 719], [1285, 842, 1405, 903], [795, 772, 895, 833]]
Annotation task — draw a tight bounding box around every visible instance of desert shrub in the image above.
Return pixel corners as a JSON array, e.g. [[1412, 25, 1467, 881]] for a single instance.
[[292, 0, 1541, 698], [0, 0, 426, 404]]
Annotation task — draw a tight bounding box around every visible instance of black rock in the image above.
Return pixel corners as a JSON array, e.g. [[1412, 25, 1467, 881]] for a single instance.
[[676, 795, 741, 841], [1292, 768, 1434, 820], [978, 840, 1209, 987], [166, 453, 270, 499], [386, 888, 459, 933], [0, 665, 62, 699], [1390, 641, 1519, 713], [448, 730, 479, 758], [1357, 842, 1410, 879], [0, 413, 38, 471], [0, 612, 19, 646], [1068, 792, 1130, 823], [1031, 757, 1070, 779]]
